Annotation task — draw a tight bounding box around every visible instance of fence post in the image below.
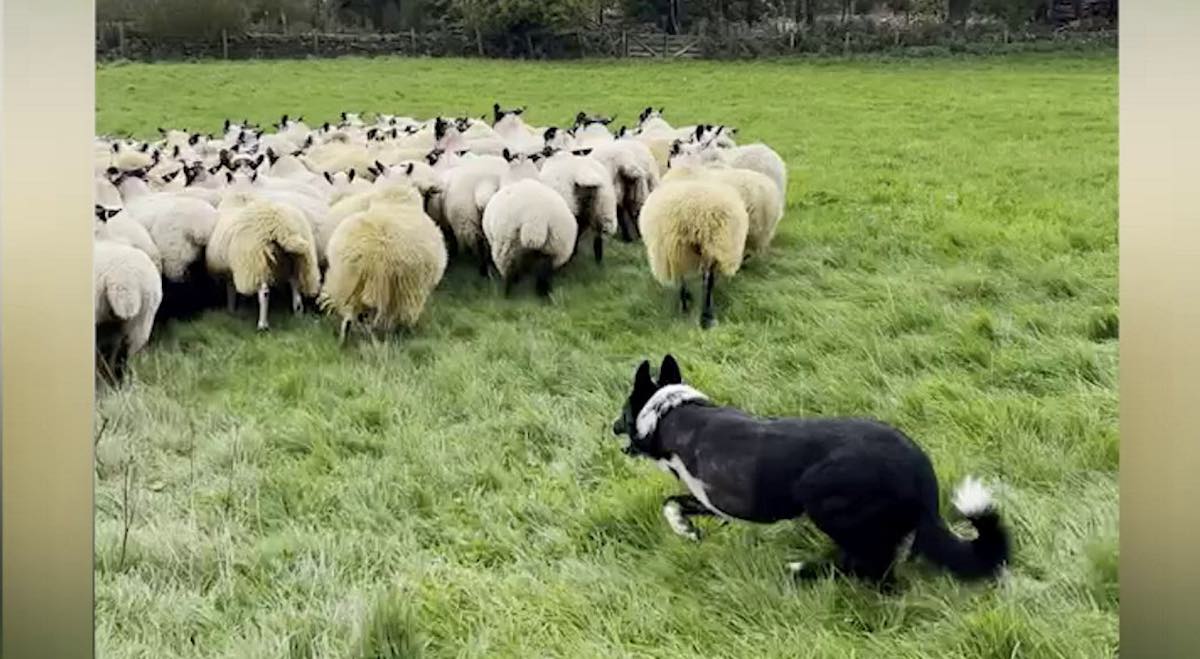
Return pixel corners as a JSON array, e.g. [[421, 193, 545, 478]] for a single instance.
[[843, 31, 850, 56], [118, 23, 126, 59], [662, 30, 668, 58], [411, 28, 416, 52], [622, 30, 628, 57], [476, 28, 484, 56], [221, 29, 229, 59], [313, 31, 318, 54]]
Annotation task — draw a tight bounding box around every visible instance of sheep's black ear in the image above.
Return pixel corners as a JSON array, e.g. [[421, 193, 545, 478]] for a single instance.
[[323, 171, 333, 185], [531, 153, 543, 164], [542, 145, 556, 157], [250, 171, 258, 183], [348, 169, 357, 182], [303, 135, 313, 148], [374, 160, 384, 173], [158, 127, 166, 135], [163, 170, 179, 183], [138, 142, 149, 152], [640, 107, 652, 122], [573, 148, 593, 157], [254, 154, 265, 169], [224, 119, 231, 131], [670, 141, 682, 156], [425, 151, 439, 165], [502, 148, 513, 162], [323, 122, 331, 132], [224, 171, 234, 184], [281, 114, 289, 125], [367, 128, 378, 140], [515, 106, 525, 115], [694, 125, 705, 141], [574, 111, 587, 126], [340, 112, 348, 121], [617, 126, 627, 138], [390, 128, 399, 139], [404, 162, 414, 176], [266, 148, 279, 165], [658, 107, 664, 114], [658, 355, 682, 386], [172, 145, 180, 157], [112, 143, 120, 153], [543, 127, 557, 143]]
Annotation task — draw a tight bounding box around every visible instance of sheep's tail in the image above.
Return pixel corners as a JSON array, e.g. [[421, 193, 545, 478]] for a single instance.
[[104, 280, 142, 321], [519, 214, 549, 251], [474, 179, 500, 212], [913, 477, 1011, 581]]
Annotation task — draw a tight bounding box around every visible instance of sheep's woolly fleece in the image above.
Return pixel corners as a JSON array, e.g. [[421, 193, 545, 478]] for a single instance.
[[483, 178, 578, 278], [207, 195, 321, 297], [93, 239, 163, 358], [664, 163, 783, 255], [125, 194, 219, 282], [538, 152, 618, 236], [320, 182, 448, 330], [638, 179, 748, 286], [96, 211, 164, 273]]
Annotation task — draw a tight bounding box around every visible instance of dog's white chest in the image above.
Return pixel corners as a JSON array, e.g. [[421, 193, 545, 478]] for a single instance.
[[656, 455, 731, 519]]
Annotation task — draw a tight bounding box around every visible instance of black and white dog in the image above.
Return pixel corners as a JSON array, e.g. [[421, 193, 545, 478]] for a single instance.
[[611, 355, 1011, 587]]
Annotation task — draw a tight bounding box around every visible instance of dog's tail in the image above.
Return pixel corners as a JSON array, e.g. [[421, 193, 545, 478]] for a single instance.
[[913, 476, 1010, 581]]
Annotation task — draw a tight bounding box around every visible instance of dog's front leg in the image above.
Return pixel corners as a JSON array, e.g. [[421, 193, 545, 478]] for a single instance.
[[662, 495, 713, 541]]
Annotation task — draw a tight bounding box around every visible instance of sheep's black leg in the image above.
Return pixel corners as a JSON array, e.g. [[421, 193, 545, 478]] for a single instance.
[[662, 495, 715, 541], [679, 282, 693, 313], [593, 234, 604, 264], [110, 338, 130, 385], [476, 237, 491, 279], [700, 266, 718, 330], [226, 281, 237, 313], [441, 225, 458, 255], [616, 207, 634, 243], [534, 255, 555, 299]]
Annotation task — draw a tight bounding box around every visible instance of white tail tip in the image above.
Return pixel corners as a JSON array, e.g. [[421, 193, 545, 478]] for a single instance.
[[952, 476, 995, 517]]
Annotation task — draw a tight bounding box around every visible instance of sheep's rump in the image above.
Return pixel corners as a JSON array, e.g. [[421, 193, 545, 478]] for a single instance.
[[482, 180, 578, 278], [93, 240, 163, 357], [664, 166, 783, 255], [321, 206, 448, 329], [638, 180, 748, 285], [208, 200, 321, 297]]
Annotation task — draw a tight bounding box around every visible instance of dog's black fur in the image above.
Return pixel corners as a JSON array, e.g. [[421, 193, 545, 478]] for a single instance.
[[612, 355, 1011, 589]]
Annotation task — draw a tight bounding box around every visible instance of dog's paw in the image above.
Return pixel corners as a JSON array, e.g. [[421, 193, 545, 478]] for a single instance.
[[662, 501, 702, 541]]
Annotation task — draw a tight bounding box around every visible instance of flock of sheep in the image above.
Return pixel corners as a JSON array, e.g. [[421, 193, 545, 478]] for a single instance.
[[92, 105, 788, 383]]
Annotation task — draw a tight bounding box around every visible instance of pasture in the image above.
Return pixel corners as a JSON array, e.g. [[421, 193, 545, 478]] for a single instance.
[[95, 54, 1118, 658]]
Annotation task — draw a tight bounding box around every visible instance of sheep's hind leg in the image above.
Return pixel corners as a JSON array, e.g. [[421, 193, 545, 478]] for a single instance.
[[533, 255, 555, 299], [476, 237, 491, 279], [256, 283, 270, 332], [290, 278, 304, 316], [338, 315, 353, 347], [700, 266, 718, 330], [593, 234, 604, 264], [679, 282, 693, 313], [226, 281, 237, 313]]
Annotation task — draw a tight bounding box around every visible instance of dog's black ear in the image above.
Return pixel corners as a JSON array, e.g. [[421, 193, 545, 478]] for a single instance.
[[633, 360, 654, 391], [658, 355, 682, 386]]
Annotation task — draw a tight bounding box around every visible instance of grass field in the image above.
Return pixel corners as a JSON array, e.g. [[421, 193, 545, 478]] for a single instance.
[[95, 54, 1118, 658]]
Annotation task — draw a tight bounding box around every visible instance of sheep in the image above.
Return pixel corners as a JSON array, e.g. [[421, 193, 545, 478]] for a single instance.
[[690, 138, 787, 198], [110, 168, 219, 283], [637, 107, 673, 134], [207, 190, 321, 331], [638, 178, 748, 329], [664, 147, 784, 256], [589, 139, 659, 242], [94, 239, 163, 384], [434, 117, 507, 157], [318, 162, 444, 265], [439, 151, 509, 275], [572, 113, 617, 149], [493, 104, 544, 154], [320, 180, 448, 345], [323, 169, 373, 205], [538, 148, 618, 263], [94, 206, 164, 272], [482, 152, 578, 298]]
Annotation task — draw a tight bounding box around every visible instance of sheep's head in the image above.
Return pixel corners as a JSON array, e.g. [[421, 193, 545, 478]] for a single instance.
[[434, 117, 450, 141], [667, 140, 705, 170], [501, 148, 540, 183], [638, 107, 665, 126], [94, 205, 120, 223]]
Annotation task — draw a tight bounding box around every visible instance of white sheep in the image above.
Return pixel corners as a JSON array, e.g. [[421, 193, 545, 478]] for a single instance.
[[589, 139, 659, 242], [638, 178, 748, 329], [94, 206, 163, 273], [538, 148, 618, 263], [207, 190, 321, 331], [320, 180, 448, 345], [94, 239, 163, 384], [439, 151, 508, 275], [691, 139, 787, 198], [482, 153, 578, 298], [664, 150, 784, 257], [110, 168, 219, 283]]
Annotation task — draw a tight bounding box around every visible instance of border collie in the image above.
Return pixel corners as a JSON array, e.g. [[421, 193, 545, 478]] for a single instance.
[[611, 354, 1011, 588]]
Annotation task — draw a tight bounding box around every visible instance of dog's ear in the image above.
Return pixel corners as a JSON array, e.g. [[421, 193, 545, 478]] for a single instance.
[[633, 360, 654, 391], [658, 355, 682, 386]]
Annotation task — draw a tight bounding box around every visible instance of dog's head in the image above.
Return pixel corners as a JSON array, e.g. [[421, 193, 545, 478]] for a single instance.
[[612, 354, 683, 454]]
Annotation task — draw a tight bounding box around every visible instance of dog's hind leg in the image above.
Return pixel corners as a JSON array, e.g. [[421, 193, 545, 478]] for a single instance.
[[662, 495, 714, 541]]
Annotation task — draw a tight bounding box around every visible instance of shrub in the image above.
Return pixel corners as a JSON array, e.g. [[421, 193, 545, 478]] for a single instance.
[[137, 0, 247, 39]]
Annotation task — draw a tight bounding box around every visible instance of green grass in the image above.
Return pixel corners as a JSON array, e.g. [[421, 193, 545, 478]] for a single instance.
[[95, 54, 1118, 658]]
